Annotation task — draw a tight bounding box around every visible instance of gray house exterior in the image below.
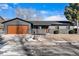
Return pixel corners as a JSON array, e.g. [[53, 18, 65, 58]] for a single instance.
[[2, 18, 33, 34], [30, 21, 75, 34], [2, 18, 76, 34]]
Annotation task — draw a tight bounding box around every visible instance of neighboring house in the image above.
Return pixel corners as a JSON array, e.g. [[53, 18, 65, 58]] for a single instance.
[[2, 18, 76, 34], [0, 16, 5, 33]]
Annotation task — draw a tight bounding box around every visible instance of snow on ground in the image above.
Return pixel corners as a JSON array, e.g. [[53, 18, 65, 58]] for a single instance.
[[0, 44, 27, 56], [0, 34, 34, 56], [0, 34, 79, 56]]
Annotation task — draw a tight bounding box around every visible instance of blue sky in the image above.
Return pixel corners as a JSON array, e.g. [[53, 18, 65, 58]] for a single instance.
[[0, 3, 68, 21]]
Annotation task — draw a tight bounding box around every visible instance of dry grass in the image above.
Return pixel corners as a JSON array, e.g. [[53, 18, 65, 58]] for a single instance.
[[45, 34, 79, 41]]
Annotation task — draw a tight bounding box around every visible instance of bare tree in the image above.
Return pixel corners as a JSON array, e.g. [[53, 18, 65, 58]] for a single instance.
[[15, 8, 34, 20], [15, 8, 43, 21]]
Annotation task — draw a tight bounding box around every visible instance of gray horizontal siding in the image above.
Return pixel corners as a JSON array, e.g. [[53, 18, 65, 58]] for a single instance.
[[48, 29, 69, 34], [59, 29, 69, 34], [32, 29, 46, 34], [48, 29, 55, 34]]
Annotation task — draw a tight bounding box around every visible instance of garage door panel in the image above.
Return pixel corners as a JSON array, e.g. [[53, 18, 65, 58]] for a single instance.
[[7, 26, 29, 34], [8, 26, 17, 34], [17, 26, 29, 34]]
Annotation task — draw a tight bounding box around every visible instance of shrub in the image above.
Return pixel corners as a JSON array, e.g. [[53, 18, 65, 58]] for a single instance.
[[73, 28, 77, 34], [69, 29, 76, 34], [69, 28, 77, 34], [69, 30, 74, 34], [54, 30, 59, 34]]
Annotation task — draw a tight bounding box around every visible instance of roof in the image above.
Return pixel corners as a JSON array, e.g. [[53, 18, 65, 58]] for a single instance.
[[30, 21, 75, 26], [2, 18, 76, 26], [2, 18, 33, 25]]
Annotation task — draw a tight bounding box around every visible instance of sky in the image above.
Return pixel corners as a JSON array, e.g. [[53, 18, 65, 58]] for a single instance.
[[0, 3, 69, 21]]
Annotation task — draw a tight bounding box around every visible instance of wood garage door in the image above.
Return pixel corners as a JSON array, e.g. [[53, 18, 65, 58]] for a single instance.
[[7, 25, 29, 34]]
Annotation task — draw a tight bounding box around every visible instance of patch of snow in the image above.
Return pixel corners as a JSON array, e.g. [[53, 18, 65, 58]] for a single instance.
[[37, 36, 46, 41], [0, 45, 15, 51], [0, 35, 26, 55], [24, 34, 35, 41], [1, 51, 23, 56]]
